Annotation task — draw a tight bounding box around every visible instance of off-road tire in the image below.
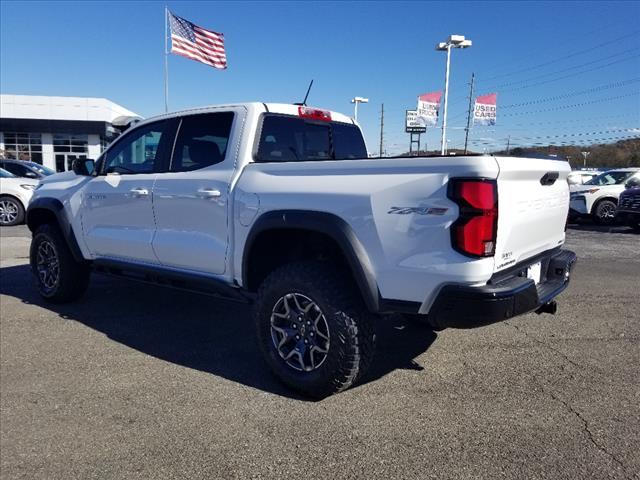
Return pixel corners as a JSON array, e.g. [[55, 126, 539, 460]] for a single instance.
[[0, 196, 25, 226], [255, 261, 376, 399], [30, 224, 90, 303], [593, 199, 617, 225]]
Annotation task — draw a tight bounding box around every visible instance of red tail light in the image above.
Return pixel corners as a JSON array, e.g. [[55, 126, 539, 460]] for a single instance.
[[448, 179, 498, 257], [297, 106, 331, 121]]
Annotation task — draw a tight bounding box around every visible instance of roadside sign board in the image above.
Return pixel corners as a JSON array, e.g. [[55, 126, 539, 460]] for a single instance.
[[406, 110, 427, 133]]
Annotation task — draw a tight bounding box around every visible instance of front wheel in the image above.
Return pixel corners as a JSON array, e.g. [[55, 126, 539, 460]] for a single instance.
[[30, 224, 90, 303], [0, 196, 25, 226], [255, 261, 376, 398], [593, 199, 617, 225]]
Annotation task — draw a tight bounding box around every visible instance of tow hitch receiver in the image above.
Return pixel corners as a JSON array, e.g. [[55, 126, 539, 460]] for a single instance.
[[536, 300, 558, 315]]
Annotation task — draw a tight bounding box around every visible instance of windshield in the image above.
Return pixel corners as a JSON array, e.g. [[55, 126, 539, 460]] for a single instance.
[[0, 168, 17, 178], [584, 171, 635, 186], [28, 162, 56, 176]]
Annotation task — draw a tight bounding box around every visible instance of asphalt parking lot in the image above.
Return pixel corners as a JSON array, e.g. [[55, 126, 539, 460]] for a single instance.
[[1, 224, 638, 480]]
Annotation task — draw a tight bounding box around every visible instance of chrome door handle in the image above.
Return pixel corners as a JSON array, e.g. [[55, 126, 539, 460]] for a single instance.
[[130, 187, 149, 197], [196, 188, 221, 198]]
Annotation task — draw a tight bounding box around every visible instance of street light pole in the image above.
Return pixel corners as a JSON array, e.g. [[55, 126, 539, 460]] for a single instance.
[[436, 35, 472, 155], [350, 97, 369, 122], [440, 44, 452, 155]]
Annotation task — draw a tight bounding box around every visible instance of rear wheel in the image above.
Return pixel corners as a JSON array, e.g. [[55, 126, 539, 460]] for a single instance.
[[593, 199, 617, 225], [0, 196, 24, 226], [30, 224, 90, 303], [255, 261, 376, 398]]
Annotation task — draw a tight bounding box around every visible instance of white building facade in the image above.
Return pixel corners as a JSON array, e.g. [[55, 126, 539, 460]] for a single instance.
[[0, 95, 140, 172]]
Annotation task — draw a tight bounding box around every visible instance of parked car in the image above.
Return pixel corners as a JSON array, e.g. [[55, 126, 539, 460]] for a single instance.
[[0, 168, 39, 226], [616, 176, 640, 231], [25, 102, 575, 398], [0, 159, 56, 179], [567, 170, 601, 185], [569, 168, 640, 224]]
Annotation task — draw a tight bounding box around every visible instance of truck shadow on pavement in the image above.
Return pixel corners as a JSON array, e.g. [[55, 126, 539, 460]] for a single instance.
[[567, 222, 638, 234], [1, 264, 437, 401]]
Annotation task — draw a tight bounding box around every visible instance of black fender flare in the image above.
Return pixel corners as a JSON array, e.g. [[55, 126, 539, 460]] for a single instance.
[[26, 198, 85, 262], [242, 210, 381, 312]]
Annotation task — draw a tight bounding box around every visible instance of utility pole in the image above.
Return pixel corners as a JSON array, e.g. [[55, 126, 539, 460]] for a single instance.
[[379, 103, 384, 158], [463, 72, 475, 154], [506, 135, 511, 154]]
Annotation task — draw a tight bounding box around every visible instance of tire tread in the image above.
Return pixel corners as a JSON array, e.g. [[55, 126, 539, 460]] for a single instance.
[[30, 223, 90, 303], [255, 261, 375, 398]]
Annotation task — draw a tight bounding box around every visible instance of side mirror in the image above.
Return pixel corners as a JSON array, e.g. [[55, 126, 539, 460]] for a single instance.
[[72, 158, 96, 176]]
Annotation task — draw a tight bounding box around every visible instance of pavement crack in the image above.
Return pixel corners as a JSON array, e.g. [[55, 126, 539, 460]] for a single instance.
[[504, 320, 585, 370], [538, 383, 632, 479]]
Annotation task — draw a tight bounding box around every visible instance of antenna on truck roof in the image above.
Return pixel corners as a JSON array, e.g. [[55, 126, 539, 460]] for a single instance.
[[294, 79, 314, 106]]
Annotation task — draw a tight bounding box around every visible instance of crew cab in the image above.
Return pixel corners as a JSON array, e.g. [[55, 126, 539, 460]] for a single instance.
[[26, 103, 576, 398]]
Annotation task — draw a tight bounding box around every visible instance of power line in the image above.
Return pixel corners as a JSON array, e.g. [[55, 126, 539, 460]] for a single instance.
[[478, 30, 640, 83], [493, 53, 640, 94], [446, 81, 640, 124], [500, 78, 640, 109], [485, 48, 639, 90], [471, 134, 639, 148], [500, 91, 640, 117], [484, 127, 640, 141], [462, 112, 640, 129]]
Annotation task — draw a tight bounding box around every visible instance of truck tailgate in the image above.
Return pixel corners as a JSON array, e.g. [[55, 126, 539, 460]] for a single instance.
[[493, 156, 570, 272]]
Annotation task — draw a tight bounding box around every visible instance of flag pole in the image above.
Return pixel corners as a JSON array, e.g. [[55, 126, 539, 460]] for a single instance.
[[164, 6, 169, 112]]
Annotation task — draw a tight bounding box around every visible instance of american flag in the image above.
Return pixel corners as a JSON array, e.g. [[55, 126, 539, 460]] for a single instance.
[[168, 11, 227, 69]]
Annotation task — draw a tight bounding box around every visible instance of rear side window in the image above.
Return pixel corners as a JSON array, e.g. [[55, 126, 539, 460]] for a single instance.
[[171, 112, 234, 172], [256, 115, 366, 162], [332, 123, 368, 159]]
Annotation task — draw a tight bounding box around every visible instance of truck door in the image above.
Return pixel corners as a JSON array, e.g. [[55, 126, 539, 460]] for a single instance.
[[80, 120, 173, 263], [151, 109, 241, 275]]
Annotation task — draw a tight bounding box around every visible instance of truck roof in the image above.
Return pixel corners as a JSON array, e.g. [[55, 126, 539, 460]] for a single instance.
[[142, 102, 355, 125]]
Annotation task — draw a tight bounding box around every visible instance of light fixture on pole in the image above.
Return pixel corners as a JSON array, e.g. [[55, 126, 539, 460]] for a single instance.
[[436, 35, 472, 155], [351, 97, 369, 122], [581, 151, 591, 168]]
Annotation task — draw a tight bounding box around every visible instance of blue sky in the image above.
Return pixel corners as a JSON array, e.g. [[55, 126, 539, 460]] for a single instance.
[[1, 0, 639, 154]]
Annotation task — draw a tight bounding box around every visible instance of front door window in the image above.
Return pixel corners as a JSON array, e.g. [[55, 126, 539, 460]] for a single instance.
[[102, 121, 166, 174]]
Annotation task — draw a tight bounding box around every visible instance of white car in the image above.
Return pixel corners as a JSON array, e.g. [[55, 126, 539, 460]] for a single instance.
[[569, 168, 640, 224], [25, 102, 576, 398], [0, 168, 39, 226], [567, 170, 601, 185]]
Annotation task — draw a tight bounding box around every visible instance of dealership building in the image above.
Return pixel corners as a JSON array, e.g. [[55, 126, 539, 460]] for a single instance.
[[0, 94, 141, 172]]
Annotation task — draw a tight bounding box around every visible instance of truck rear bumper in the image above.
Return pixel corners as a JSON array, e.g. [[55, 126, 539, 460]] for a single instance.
[[427, 249, 577, 329]]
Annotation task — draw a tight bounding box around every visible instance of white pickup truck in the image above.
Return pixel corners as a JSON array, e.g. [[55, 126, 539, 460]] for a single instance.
[[27, 103, 576, 398]]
